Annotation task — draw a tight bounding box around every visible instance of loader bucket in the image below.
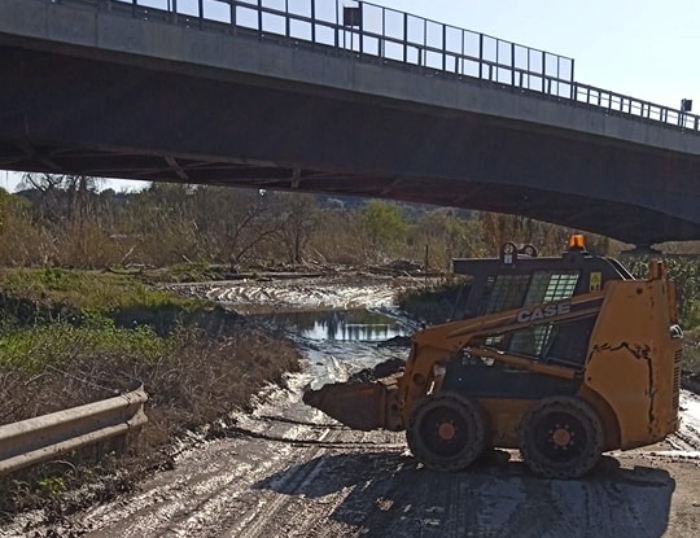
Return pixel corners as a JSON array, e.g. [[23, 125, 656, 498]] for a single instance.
[[303, 376, 402, 431]]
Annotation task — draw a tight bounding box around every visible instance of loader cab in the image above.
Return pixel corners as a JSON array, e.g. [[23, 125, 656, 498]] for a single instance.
[[448, 238, 634, 371], [452, 238, 632, 323]]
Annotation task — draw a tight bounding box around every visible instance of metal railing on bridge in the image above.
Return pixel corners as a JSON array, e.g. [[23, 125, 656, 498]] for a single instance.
[[57, 0, 700, 133]]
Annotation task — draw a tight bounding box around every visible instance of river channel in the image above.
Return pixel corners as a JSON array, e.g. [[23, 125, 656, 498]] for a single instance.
[[257, 307, 413, 398], [173, 275, 421, 390]]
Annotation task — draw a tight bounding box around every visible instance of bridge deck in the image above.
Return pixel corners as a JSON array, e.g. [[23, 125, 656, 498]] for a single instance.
[[1, 0, 699, 245]]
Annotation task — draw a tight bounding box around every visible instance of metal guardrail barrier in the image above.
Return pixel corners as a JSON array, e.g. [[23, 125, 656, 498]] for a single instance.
[[0, 383, 148, 475], [45, 0, 700, 133]]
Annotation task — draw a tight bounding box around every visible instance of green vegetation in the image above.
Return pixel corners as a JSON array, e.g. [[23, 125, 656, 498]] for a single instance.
[[627, 258, 700, 330], [665, 259, 700, 330], [0, 268, 214, 378], [0, 266, 297, 415], [0, 267, 203, 314], [361, 200, 410, 259], [0, 322, 169, 373]]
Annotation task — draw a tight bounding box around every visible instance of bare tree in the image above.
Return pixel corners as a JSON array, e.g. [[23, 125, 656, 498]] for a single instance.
[[20, 173, 101, 223], [276, 192, 319, 264]]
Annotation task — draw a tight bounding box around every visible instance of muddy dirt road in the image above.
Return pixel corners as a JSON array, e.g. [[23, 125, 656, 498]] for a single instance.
[[8, 277, 700, 538]]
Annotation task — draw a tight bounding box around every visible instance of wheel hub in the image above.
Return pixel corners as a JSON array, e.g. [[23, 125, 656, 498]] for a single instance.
[[438, 422, 456, 440], [521, 399, 604, 479], [551, 426, 572, 447]]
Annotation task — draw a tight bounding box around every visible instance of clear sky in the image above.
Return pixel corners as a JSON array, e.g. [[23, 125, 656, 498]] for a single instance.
[[4, 0, 698, 192]]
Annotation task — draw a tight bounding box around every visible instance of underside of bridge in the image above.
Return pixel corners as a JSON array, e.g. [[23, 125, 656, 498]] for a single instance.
[[1, 40, 700, 246]]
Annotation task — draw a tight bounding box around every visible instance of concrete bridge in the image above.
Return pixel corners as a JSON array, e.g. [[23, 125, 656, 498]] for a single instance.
[[1, 0, 700, 247]]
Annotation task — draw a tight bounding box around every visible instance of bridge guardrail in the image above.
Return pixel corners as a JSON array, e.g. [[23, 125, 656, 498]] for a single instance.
[[50, 0, 700, 133], [0, 383, 148, 476]]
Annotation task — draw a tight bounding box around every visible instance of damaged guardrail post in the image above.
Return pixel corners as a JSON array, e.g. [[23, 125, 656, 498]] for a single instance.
[[0, 383, 148, 476]]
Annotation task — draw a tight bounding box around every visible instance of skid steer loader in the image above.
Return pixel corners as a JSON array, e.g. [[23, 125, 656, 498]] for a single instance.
[[303, 237, 683, 479]]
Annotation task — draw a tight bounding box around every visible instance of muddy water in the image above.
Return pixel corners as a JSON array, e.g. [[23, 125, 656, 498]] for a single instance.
[[169, 276, 417, 388], [261, 309, 408, 342], [258, 308, 412, 409]]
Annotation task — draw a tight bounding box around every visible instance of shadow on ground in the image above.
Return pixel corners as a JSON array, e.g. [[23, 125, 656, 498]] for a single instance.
[[255, 451, 675, 537]]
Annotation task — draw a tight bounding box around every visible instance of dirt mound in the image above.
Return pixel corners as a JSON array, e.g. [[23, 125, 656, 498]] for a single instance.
[[347, 357, 406, 384], [377, 335, 412, 348]]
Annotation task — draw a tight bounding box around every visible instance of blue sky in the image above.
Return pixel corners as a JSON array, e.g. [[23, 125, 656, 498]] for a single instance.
[[4, 0, 698, 192]]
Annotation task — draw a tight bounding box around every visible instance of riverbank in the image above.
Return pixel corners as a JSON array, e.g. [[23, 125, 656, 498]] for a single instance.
[[0, 268, 302, 521]]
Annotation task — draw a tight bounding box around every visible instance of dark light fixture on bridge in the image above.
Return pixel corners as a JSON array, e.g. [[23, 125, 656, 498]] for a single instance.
[[343, 5, 363, 27], [681, 98, 693, 112]]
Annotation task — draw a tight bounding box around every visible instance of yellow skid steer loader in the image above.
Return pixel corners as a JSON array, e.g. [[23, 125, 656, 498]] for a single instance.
[[304, 237, 683, 479]]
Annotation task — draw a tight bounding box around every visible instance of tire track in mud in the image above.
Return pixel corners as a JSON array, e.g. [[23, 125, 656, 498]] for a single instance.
[[349, 464, 477, 538], [80, 426, 344, 537], [200, 281, 400, 312], [228, 428, 408, 538], [227, 424, 405, 450], [75, 442, 279, 538], [131, 407, 401, 537], [243, 433, 368, 538], [228, 431, 338, 538], [283, 433, 442, 538], [29, 394, 694, 538], [37, 371, 396, 538], [496, 464, 675, 538], [600, 480, 649, 535], [257, 454, 678, 538], [253, 414, 347, 429]]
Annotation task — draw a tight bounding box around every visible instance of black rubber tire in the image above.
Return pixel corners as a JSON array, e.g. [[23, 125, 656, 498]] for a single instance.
[[406, 392, 489, 472], [519, 396, 604, 479]]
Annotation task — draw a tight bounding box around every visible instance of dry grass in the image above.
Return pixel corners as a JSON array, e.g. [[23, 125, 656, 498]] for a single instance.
[[0, 318, 301, 522]]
